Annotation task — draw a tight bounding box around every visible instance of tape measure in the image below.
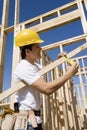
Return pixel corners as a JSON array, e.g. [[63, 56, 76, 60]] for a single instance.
[[64, 55, 74, 66]]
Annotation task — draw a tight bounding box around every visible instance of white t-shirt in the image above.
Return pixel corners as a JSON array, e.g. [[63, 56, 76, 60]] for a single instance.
[[14, 59, 42, 124]]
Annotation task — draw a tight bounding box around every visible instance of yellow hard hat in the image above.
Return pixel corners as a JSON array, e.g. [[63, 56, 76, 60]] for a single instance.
[[15, 29, 44, 47]]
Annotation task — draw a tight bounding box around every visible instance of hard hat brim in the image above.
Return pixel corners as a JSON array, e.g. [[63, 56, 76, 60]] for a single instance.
[[15, 39, 44, 47]]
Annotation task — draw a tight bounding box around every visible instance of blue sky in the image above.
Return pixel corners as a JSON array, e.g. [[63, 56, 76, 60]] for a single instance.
[[0, 0, 87, 91]]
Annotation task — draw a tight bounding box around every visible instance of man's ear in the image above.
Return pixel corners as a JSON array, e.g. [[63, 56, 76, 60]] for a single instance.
[[25, 49, 31, 55]]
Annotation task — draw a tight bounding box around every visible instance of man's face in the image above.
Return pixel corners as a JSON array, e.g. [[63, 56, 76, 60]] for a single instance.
[[29, 43, 42, 61]]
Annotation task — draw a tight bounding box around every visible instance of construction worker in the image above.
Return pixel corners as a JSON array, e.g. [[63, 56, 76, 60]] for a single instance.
[[14, 29, 79, 130]]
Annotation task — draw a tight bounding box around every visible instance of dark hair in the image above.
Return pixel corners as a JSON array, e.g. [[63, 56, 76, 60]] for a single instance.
[[20, 44, 33, 59]]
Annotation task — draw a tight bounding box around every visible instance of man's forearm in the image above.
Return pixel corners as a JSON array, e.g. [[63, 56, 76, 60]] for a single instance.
[[45, 72, 70, 95]]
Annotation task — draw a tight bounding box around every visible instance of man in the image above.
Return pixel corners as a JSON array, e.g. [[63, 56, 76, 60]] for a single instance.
[[14, 29, 78, 130]]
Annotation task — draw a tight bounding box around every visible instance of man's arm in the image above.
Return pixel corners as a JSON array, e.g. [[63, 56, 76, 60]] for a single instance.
[[31, 62, 78, 95]]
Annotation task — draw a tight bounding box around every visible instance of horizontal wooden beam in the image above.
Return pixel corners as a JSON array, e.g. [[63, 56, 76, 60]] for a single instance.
[[73, 55, 87, 60], [17, 0, 80, 27], [1, 2, 82, 34], [1, 9, 80, 34], [0, 102, 10, 107], [30, 9, 80, 33], [4, 25, 14, 34], [0, 0, 83, 34], [0, 82, 26, 101], [42, 33, 87, 51]]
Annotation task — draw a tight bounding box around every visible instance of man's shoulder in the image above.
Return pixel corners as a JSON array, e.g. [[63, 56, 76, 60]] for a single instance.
[[14, 60, 26, 73], [17, 59, 30, 68], [15, 59, 34, 74]]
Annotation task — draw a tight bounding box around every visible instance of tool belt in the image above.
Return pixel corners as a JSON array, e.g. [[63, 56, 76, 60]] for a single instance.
[[0, 108, 27, 130], [0, 108, 41, 130]]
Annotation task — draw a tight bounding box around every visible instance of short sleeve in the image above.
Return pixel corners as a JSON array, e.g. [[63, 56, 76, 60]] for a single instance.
[[21, 65, 41, 85], [14, 60, 41, 86]]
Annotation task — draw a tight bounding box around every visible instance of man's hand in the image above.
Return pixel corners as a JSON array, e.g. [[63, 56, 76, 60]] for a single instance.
[[66, 62, 79, 78], [57, 51, 67, 59], [57, 52, 75, 66], [57, 52, 79, 76]]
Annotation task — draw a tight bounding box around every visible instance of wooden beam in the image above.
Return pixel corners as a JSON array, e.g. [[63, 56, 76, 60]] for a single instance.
[[0, 82, 25, 101], [42, 33, 87, 51], [40, 42, 87, 75], [14, 0, 20, 25], [1, 0, 83, 35], [10, 0, 20, 109], [0, 102, 10, 107], [30, 9, 80, 33], [84, 0, 87, 10], [73, 55, 87, 60], [15, 9, 80, 34], [17, 0, 79, 27], [0, 0, 10, 92], [0, 25, 1, 31], [4, 25, 14, 34], [0, 42, 87, 101]]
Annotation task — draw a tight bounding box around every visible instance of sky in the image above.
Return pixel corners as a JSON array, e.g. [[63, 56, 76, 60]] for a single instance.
[[0, 0, 87, 91]]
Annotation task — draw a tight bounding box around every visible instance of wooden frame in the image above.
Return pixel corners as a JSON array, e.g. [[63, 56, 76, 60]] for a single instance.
[[0, 0, 87, 129]]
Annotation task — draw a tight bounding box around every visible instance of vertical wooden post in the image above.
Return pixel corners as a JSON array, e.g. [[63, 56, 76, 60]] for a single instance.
[[40, 52, 48, 130], [77, 1, 87, 108], [59, 44, 70, 130], [84, 0, 87, 10], [55, 67, 65, 130], [10, 0, 20, 109], [0, 0, 10, 93], [77, 0, 87, 33]]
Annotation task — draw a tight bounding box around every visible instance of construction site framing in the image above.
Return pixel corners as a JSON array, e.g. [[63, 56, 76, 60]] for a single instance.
[[0, 0, 87, 130]]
